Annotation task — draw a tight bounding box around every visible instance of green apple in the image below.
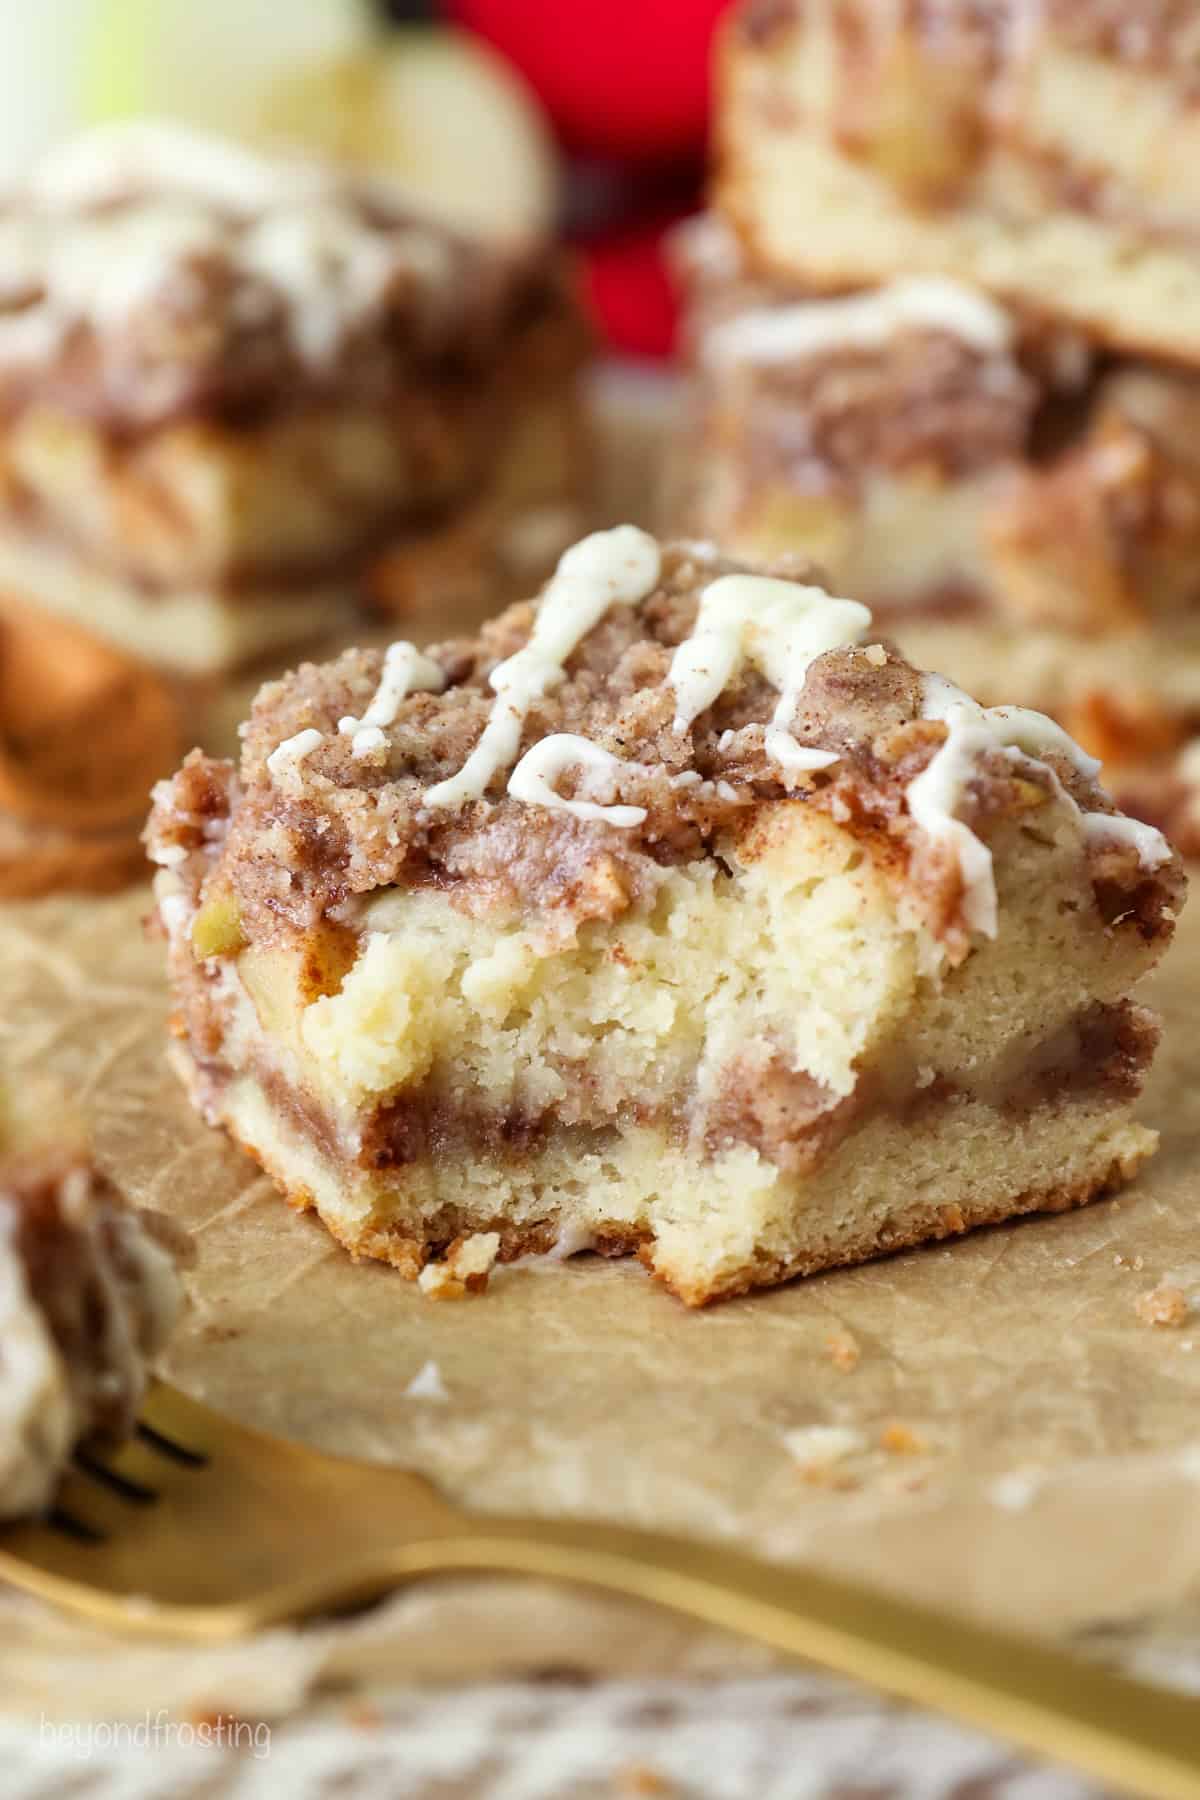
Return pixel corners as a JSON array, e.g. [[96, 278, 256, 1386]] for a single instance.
[[86, 2, 558, 241], [87, 0, 378, 138], [266, 32, 559, 240], [0, 1, 94, 177]]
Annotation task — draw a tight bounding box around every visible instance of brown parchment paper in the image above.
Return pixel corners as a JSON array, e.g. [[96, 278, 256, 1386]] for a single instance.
[[2, 884, 1200, 1721]]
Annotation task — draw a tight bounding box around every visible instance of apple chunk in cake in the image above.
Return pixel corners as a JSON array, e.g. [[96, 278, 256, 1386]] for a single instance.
[[148, 528, 1184, 1305]]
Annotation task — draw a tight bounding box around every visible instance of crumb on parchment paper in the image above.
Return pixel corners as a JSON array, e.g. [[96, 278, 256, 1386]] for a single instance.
[[824, 1326, 860, 1372], [1135, 1284, 1190, 1328], [418, 1232, 501, 1301], [989, 1470, 1043, 1511], [781, 1424, 864, 1487], [615, 1764, 675, 1795], [879, 1422, 929, 1455], [404, 1359, 449, 1399]]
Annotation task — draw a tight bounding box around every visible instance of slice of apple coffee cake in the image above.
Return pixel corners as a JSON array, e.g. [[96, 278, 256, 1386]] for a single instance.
[[147, 527, 1184, 1305], [0, 1083, 185, 1517]]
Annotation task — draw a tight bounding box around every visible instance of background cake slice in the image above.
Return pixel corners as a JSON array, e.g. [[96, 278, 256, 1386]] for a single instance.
[[148, 528, 1184, 1306], [0, 121, 589, 675], [0, 1082, 185, 1517], [663, 223, 1200, 815], [718, 0, 1200, 364]]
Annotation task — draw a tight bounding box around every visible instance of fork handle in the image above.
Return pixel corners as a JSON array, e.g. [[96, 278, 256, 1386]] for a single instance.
[[383, 1514, 1200, 1800]]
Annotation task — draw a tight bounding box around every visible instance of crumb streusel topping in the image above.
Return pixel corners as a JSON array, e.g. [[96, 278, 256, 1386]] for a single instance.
[[147, 531, 1182, 953], [0, 122, 570, 428]]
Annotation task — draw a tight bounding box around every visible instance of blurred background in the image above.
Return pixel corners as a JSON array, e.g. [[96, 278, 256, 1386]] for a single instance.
[[0, 0, 736, 358]]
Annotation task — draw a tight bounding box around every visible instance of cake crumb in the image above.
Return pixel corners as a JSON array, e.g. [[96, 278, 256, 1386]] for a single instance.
[[418, 1233, 501, 1301], [782, 1424, 864, 1483], [404, 1359, 449, 1400], [616, 1766, 674, 1796], [989, 1471, 1042, 1511], [618, 1764, 676, 1792], [824, 1327, 861, 1372], [1134, 1284, 1189, 1328], [864, 643, 888, 667], [880, 1422, 927, 1455], [417, 1261, 465, 1301]]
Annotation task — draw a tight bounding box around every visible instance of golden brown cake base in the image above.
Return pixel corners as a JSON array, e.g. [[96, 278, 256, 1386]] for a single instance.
[[180, 1040, 1151, 1307]]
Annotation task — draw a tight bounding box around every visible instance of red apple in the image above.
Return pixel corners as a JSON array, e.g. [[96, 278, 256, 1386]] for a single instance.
[[449, 0, 732, 159], [579, 215, 685, 359]]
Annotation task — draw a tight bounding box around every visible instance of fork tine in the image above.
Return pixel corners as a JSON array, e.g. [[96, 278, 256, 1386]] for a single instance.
[[136, 1378, 223, 1457], [42, 1409, 203, 1532], [0, 1379, 454, 1638], [136, 1420, 207, 1467], [44, 1505, 105, 1545], [73, 1449, 157, 1505], [42, 1468, 124, 1542]]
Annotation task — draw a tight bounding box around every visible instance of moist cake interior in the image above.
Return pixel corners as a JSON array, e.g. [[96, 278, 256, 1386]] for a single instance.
[[149, 531, 1183, 1304]]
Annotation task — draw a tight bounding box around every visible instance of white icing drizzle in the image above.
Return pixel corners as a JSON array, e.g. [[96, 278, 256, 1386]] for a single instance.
[[704, 277, 1013, 368], [906, 688, 1009, 939], [266, 727, 323, 790], [0, 123, 456, 376], [346, 727, 388, 759], [52, 200, 229, 327], [27, 121, 338, 217], [1081, 811, 1174, 868], [241, 203, 405, 368], [907, 675, 1171, 938], [668, 574, 870, 776], [507, 735, 647, 829], [423, 526, 662, 810], [338, 641, 445, 760]]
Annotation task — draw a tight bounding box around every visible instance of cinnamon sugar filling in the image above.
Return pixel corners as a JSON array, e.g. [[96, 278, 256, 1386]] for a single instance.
[[195, 996, 1159, 1203]]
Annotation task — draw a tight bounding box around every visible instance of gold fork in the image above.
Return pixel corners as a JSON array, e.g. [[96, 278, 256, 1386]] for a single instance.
[[2, 1380, 1197, 1799]]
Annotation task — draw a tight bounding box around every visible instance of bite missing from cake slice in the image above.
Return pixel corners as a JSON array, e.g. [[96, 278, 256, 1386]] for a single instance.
[[148, 528, 1184, 1306]]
